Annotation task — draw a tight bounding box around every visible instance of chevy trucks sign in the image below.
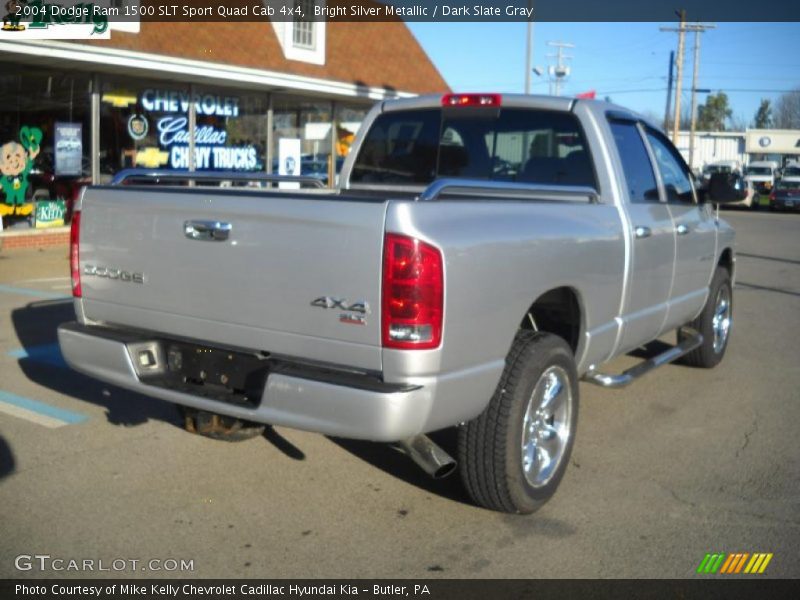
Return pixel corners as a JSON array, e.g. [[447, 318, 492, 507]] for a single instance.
[[746, 130, 800, 155]]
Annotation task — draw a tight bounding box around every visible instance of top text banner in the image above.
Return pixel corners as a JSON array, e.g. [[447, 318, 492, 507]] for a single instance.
[[12, 0, 800, 24]]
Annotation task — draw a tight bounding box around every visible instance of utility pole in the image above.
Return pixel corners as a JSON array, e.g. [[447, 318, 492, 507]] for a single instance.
[[661, 10, 686, 143], [525, 19, 533, 94], [664, 51, 674, 131], [687, 24, 715, 169], [546, 41, 574, 97]]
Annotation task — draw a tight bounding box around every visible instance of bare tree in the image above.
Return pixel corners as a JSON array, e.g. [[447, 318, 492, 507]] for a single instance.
[[774, 88, 800, 129], [729, 113, 748, 132]]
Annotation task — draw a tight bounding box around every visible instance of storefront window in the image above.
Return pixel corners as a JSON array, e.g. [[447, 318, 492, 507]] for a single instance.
[[0, 63, 376, 225], [195, 86, 267, 172], [272, 96, 336, 186], [100, 79, 267, 177], [333, 104, 369, 185], [99, 78, 186, 176], [0, 65, 90, 221]]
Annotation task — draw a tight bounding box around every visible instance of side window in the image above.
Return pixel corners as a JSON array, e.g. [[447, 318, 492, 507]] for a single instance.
[[609, 121, 659, 204], [645, 130, 695, 203]]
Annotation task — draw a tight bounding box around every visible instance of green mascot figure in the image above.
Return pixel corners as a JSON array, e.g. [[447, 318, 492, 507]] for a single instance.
[[2, 0, 27, 31], [0, 126, 42, 217]]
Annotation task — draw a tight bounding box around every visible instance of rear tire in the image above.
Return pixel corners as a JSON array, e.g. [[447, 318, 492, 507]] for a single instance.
[[458, 331, 579, 514], [679, 266, 732, 368], [180, 407, 266, 442]]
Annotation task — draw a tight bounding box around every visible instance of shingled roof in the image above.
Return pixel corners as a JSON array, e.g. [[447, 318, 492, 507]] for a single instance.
[[78, 20, 449, 95]]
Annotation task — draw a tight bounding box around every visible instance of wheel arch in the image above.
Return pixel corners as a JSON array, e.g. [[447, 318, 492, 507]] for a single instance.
[[518, 286, 584, 357], [718, 247, 735, 280]]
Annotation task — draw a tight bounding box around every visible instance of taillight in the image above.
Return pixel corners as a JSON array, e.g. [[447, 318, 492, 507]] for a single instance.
[[769, 191, 775, 201], [382, 234, 443, 350], [70, 211, 81, 298], [441, 93, 501, 107]]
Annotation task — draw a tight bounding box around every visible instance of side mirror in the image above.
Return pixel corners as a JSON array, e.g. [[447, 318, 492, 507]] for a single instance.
[[704, 172, 748, 204]]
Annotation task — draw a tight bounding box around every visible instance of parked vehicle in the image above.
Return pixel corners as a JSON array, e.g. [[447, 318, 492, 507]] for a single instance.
[[717, 173, 756, 210], [769, 180, 800, 211], [59, 94, 738, 514], [745, 160, 778, 194], [780, 161, 800, 185], [701, 160, 741, 185]]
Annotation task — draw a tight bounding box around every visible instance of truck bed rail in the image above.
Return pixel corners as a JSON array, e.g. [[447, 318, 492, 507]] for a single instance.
[[111, 169, 326, 188], [419, 178, 598, 203]]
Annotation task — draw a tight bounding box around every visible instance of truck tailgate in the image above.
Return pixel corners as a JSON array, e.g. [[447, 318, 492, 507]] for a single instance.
[[77, 187, 386, 372]]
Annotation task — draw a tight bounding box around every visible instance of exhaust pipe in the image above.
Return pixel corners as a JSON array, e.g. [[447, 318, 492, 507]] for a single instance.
[[398, 435, 457, 479]]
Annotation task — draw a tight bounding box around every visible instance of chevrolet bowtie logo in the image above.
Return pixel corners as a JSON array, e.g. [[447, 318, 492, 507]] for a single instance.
[[135, 147, 170, 169], [101, 92, 137, 108]]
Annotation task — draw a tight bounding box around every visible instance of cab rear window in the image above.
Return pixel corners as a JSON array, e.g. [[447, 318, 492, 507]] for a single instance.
[[350, 108, 596, 189]]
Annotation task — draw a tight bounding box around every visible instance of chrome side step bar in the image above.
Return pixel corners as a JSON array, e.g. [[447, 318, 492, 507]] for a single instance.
[[583, 330, 703, 388]]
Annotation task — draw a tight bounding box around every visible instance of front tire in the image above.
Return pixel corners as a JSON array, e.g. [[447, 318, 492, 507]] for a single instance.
[[679, 266, 732, 368], [458, 331, 579, 514]]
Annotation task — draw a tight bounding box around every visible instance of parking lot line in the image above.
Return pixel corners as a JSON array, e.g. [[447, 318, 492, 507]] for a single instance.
[[0, 390, 88, 428], [0, 284, 69, 300]]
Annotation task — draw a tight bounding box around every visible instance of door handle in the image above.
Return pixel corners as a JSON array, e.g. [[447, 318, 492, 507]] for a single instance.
[[676, 224, 691, 236], [184, 220, 232, 242], [634, 226, 652, 239]]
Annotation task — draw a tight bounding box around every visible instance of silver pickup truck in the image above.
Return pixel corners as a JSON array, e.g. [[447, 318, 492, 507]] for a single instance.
[[59, 94, 738, 514]]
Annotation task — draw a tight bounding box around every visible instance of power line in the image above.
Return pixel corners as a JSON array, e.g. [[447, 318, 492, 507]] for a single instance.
[[595, 87, 800, 95]]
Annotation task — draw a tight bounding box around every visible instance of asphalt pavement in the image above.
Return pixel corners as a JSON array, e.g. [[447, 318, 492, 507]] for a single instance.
[[0, 209, 797, 579]]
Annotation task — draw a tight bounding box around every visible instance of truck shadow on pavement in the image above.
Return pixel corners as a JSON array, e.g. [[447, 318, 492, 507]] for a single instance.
[[328, 428, 473, 506], [0, 437, 14, 480], [10, 299, 181, 428]]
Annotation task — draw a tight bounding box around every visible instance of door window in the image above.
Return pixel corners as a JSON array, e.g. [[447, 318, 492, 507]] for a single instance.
[[645, 129, 695, 203], [608, 121, 659, 204]]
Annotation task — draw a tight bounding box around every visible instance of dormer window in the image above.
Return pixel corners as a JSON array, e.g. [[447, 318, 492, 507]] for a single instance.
[[271, 1, 326, 65], [292, 1, 315, 50]]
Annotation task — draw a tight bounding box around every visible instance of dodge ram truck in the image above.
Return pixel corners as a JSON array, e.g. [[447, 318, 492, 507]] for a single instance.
[[58, 94, 738, 514]]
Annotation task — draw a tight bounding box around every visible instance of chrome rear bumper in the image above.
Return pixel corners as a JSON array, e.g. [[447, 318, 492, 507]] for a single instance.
[[58, 322, 432, 442]]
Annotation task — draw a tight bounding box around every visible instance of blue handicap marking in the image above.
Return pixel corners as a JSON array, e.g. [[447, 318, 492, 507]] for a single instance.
[[8, 343, 68, 369], [0, 390, 88, 425]]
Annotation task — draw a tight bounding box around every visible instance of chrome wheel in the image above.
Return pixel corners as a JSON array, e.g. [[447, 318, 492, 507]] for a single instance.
[[521, 365, 573, 489], [712, 286, 732, 354]]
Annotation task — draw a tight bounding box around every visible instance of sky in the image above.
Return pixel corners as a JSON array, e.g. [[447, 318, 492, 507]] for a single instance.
[[408, 22, 799, 128]]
